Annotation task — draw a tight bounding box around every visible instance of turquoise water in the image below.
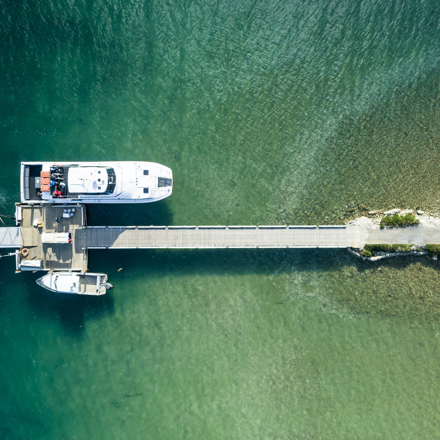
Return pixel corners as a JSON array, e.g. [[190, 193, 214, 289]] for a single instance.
[[1, 0, 440, 438]]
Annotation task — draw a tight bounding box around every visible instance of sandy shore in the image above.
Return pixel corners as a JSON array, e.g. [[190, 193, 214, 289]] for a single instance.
[[348, 212, 440, 248]]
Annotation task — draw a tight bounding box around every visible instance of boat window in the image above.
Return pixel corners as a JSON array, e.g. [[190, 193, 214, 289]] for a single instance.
[[106, 168, 116, 194], [143, 188, 149, 194], [158, 177, 172, 187]]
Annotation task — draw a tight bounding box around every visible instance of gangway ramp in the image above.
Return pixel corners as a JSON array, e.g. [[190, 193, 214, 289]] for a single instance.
[[80, 225, 361, 250], [0, 227, 21, 248]]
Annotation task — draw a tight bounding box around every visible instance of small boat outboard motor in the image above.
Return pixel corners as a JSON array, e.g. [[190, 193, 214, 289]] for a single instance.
[[104, 282, 113, 290]]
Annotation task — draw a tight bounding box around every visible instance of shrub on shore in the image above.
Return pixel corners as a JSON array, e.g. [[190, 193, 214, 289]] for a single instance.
[[362, 244, 413, 256], [425, 244, 440, 255], [380, 213, 419, 229], [365, 244, 391, 253]]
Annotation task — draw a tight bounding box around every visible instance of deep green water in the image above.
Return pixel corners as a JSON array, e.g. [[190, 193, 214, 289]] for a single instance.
[[1, 0, 440, 438]]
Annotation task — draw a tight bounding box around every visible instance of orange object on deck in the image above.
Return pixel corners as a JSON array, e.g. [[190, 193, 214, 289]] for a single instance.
[[40, 171, 50, 178], [41, 178, 50, 185], [41, 185, 50, 192]]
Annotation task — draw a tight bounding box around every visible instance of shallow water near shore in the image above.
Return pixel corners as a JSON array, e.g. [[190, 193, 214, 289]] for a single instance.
[[1, 0, 440, 438]]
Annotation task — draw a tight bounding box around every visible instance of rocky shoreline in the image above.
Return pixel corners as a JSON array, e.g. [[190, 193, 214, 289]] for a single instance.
[[348, 246, 429, 261]]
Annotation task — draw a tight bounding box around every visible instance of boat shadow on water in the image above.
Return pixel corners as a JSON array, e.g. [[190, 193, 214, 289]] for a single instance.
[[86, 199, 173, 227], [24, 274, 115, 336]]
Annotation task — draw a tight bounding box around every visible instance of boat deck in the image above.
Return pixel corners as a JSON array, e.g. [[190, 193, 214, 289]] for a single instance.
[[19, 204, 87, 271], [80, 275, 103, 294]]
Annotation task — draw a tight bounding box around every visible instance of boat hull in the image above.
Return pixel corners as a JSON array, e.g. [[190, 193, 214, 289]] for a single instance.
[[36, 272, 111, 295], [21, 161, 173, 204]]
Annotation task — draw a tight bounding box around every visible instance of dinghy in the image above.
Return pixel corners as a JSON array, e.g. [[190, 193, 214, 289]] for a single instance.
[[36, 272, 113, 295]]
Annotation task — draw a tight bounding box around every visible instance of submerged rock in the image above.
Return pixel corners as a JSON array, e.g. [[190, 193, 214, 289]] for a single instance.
[[384, 208, 401, 216], [400, 209, 414, 216]]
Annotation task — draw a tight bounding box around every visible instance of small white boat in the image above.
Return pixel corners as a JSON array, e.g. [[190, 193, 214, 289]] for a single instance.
[[21, 161, 173, 204], [36, 272, 113, 295]]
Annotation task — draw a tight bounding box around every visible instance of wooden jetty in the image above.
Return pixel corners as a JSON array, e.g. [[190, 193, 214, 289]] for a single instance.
[[6, 203, 440, 274], [0, 204, 363, 273], [80, 225, 361, 250]]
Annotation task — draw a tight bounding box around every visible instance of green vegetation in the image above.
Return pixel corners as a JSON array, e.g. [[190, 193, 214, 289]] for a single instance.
[[366, 244, 413, 253], [425, 244, 440, 255], [361, 244, 414, 257], [380, 213, 419, 229], [365, 244, 392, 253]]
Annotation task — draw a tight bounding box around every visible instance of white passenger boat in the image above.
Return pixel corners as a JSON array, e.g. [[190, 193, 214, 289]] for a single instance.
[[36, 272, 113, 295], [21, 161, 172, 204]]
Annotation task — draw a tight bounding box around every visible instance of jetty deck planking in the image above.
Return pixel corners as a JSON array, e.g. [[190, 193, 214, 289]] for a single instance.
[[78, 225, 361, 249]]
